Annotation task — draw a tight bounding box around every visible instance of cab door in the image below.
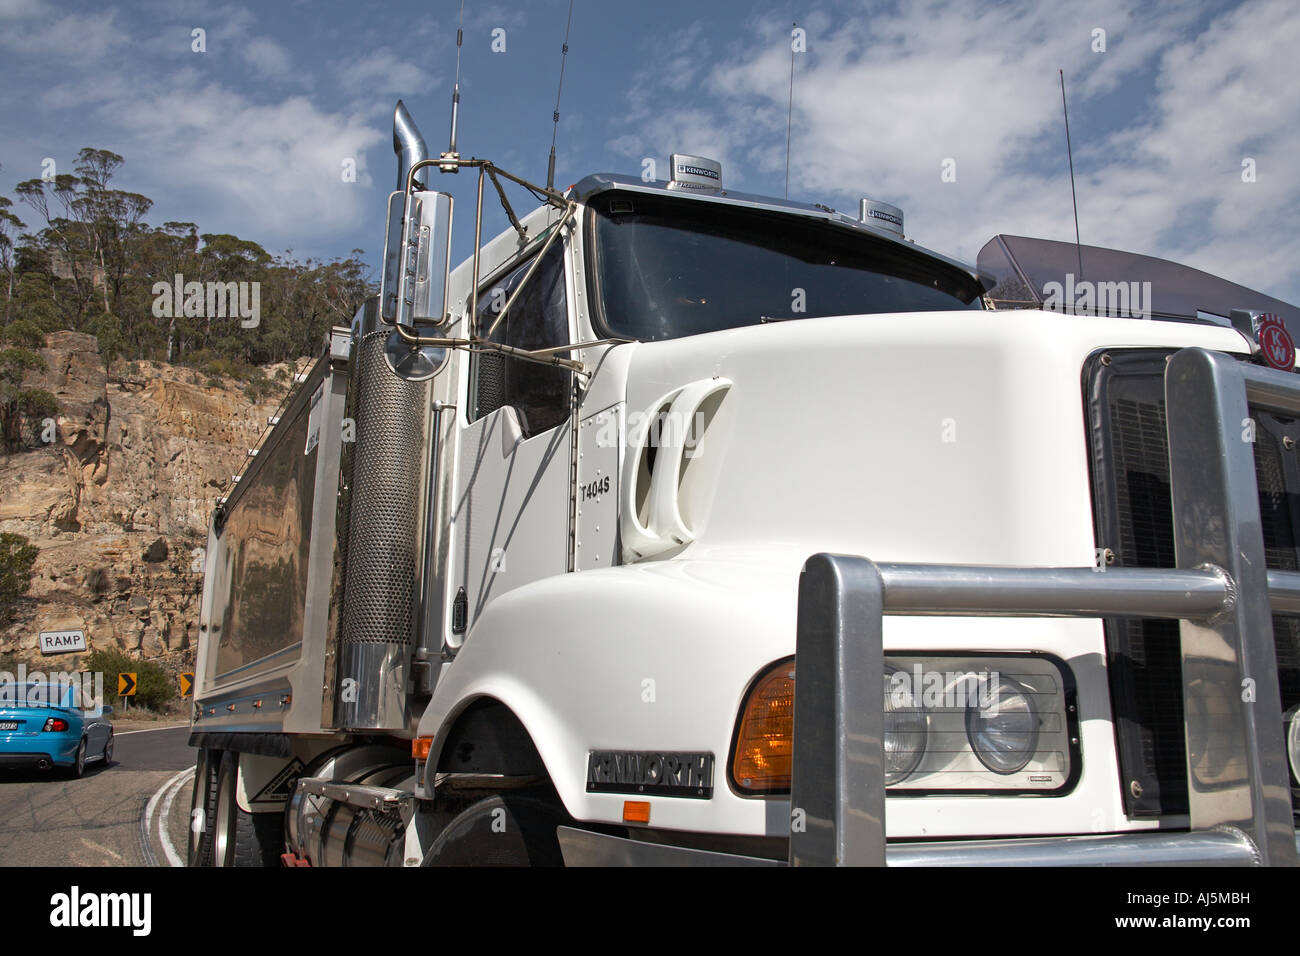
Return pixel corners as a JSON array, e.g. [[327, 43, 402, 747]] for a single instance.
[[452, 241, 575, 634]]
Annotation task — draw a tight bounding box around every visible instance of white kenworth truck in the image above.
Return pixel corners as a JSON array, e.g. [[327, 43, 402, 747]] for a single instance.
[[187, 100, 1300, 867]]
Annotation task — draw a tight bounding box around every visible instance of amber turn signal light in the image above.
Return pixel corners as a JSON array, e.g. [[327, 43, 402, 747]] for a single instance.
[[731, 659, 795, 792]]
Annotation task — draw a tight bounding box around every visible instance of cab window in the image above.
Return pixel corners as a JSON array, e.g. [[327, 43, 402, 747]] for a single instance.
[[471, 243, 571, 437]]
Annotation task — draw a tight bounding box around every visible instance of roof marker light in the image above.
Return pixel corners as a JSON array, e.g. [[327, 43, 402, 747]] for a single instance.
[[667, 154, 722, 194]]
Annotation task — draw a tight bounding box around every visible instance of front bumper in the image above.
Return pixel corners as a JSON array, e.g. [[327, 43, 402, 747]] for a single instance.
[[559, 825, 1300, 867]]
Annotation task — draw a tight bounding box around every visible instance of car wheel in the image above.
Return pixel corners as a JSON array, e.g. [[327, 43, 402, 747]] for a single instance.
[[421, 791, 568, 867], [69, 739, 86, 779], [212, 750, 283, 867], [102, 732, 113, 766]]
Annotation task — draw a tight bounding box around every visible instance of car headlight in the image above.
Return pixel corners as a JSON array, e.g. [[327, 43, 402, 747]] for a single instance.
[[883, 665, 927, 784], [965, 677, 1039, 775]]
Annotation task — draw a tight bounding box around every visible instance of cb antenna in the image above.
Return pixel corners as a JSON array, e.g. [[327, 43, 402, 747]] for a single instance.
[[546, 0, 575, 191], [441, 0, 465, 172], [1059, 69, 1084, 286]]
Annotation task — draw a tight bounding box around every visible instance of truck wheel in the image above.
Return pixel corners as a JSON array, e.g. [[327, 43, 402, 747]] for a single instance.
[[211, 750, 284, 867], [421, 793, 568, 867], [188, 748, 220, 867]]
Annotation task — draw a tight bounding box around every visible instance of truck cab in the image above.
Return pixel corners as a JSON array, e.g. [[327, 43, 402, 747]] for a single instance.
[[187, 103, 1300, 868]]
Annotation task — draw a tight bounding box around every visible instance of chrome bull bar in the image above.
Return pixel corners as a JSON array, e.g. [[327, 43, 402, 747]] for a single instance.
[[791, 347, 1300, 867]]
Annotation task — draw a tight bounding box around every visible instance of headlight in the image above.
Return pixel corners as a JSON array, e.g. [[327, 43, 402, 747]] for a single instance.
[[965, 677, 1039, 775], [884, 655, 1074, 794], [883, 665, 927, 784], [1286, 705, 1300, 786], [730, 654, 1076, 797]]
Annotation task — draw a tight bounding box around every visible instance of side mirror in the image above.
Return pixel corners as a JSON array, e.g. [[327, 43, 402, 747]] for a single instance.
[[102, 704, 114, 717], [381, 189, 453, 328]]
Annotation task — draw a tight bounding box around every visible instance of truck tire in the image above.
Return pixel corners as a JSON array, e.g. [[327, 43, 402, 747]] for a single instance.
[[188, 747, 220, 867], [211, 750, 284, 867], [421, 792, 568, 867]]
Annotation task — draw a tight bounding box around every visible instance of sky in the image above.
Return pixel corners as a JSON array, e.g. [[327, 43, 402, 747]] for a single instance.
[[2, 0, 1297, 303]]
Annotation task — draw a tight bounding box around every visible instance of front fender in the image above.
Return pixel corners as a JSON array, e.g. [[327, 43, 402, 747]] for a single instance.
[[418, 553, 802, 837]]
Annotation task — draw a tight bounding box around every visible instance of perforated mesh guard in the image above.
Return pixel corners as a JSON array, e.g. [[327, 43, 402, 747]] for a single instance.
[[339, 330, 429, 647]]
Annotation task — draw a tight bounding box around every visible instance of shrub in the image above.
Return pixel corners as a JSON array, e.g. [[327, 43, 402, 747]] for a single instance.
[[87, 313, 124, 365], [0, 532, 38, 625], [0, 345, 45, 380], [84, 567, 110, 597], [16, 388, 57, 446], [1, 348, 59, 450], [1, 319, 45, 349], [82, 647, 174, 711], [14, 275, 65, 332], [203, 356, 256, 381], [243, 373, 278, 403]]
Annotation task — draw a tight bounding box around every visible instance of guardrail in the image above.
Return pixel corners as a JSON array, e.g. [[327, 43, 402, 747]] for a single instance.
[[790, 348, 1300, 867]]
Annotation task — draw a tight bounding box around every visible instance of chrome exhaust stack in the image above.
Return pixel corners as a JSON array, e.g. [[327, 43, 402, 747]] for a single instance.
[[393, 99, 429, 191]]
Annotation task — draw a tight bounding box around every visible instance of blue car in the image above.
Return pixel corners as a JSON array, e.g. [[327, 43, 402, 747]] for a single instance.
[[0, 681, 114, 777]]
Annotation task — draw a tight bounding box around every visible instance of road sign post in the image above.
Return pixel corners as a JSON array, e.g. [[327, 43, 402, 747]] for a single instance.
[[118, 673, 137, 712]]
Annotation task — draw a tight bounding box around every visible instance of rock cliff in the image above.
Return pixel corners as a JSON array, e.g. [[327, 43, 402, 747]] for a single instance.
[[0, 332, 301, 676]]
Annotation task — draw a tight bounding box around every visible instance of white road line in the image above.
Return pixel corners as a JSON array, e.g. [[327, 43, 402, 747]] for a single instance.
[[115, 724, 190, 736], [142, 768, 193, 868], [158, 770, 192, 867]]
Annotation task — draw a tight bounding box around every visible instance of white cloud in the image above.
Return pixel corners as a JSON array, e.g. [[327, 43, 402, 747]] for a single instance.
[[242, 35, 294, 76], [7, 3, 389, 246], [340, 47, 437, 94], [464, 3, 528, 33], [0, 0, 46, 18], [611, 0, 1300, 303], [0, 9, 127, 59], [102, 77, 385, 236]]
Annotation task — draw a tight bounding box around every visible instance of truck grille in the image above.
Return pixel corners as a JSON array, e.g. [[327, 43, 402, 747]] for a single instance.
[[1086, 349, 1300, 819]]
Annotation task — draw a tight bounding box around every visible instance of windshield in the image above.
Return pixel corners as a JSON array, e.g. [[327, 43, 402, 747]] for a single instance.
[[589, 192, 984, 341]]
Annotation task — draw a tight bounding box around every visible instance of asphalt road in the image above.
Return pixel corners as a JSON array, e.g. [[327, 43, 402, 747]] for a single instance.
[[0, 724, 195, 867]]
